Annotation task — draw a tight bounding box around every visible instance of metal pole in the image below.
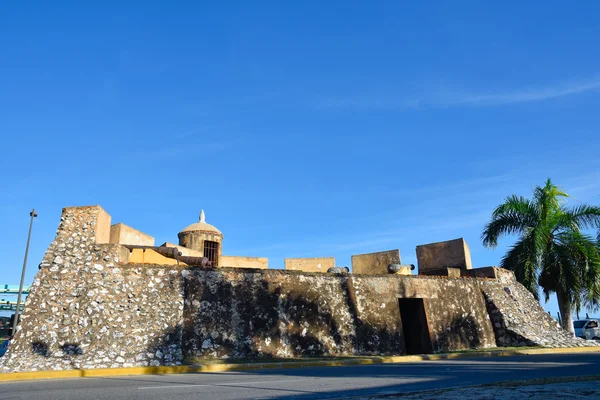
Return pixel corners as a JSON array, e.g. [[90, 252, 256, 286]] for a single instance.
[[11, 209, 37, 337]]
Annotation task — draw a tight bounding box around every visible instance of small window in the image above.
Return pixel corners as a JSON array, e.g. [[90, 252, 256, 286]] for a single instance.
[[587, 321, 598, 329], [203, 241, 219, 266]]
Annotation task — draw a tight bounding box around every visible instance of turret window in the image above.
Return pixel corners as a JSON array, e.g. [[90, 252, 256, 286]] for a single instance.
[[204, 240, 219, 266]]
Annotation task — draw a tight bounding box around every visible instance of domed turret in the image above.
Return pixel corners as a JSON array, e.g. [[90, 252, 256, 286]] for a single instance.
[[178, 210, 223, 266]]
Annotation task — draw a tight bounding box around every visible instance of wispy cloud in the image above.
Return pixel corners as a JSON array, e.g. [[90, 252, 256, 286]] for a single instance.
[[449, 78, 600, 107], [315, 76, 600, 110]]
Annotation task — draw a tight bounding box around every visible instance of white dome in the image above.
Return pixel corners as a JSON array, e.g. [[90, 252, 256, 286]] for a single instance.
[[180, 210, 222, 234]]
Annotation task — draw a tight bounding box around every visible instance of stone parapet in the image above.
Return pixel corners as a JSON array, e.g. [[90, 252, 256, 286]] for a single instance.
[[351, 249, 401, 275], [110, 223, 154, 246], [284, 257, 335, 273], [416, 238, 472, 275]]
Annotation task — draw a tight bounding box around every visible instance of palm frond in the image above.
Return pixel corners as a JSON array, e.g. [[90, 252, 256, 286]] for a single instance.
[[562, 204, 600, 231], [501, 234, 540, 299], [482, 195, 538, 248]]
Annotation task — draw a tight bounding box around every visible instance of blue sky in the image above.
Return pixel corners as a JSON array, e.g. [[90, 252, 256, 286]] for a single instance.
[[1, 1, 599, 317]]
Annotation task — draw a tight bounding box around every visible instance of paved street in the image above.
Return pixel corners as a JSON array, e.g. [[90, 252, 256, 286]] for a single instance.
[[0, 353, 599, 400]]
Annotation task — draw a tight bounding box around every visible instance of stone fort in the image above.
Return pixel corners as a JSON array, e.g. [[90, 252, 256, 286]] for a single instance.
[[1, 205, 591, 372]]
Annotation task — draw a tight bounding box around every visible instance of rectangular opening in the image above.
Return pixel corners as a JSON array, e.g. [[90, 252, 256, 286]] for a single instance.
[[203, 240, 219, 266], [398, 298, 433, 355]]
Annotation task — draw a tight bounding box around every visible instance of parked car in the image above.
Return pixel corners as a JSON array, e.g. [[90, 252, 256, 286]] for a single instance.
[[0, 339, 8, 357], [574, 319, 600, 340]]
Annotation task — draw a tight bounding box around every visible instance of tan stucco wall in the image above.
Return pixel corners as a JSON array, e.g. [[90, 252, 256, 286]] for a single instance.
[[416, 238, 472, 274], [220, 256, 268, 269], [351, 249, 401, 275], [284, 257, 335, 273], [178, 231, 223, 265], [161, 242, 204, 258], [128, 248, 185, 265], [110, 223, 155, 246], [93, 206, 111, 244]]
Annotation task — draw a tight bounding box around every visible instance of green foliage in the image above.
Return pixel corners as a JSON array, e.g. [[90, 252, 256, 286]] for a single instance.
[[482, 179, 600, 314]]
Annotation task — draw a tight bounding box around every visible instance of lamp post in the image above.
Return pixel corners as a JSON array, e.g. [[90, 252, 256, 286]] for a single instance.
[[11, 209, 37, 337]]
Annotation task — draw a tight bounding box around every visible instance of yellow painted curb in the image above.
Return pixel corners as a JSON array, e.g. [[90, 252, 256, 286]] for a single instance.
[[1, 346, 599, 382]]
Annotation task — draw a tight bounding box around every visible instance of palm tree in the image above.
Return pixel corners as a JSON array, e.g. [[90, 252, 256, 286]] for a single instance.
[[482, 179, 600, 335]]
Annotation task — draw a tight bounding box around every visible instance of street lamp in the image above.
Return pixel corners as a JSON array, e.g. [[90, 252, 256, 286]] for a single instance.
[[11, 209, 37, 337]]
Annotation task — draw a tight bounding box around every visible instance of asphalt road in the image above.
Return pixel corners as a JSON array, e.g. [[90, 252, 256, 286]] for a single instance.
[[0, 353, 599, 400]]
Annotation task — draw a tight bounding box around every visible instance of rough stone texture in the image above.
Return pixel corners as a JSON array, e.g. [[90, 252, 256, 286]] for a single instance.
[[220, 256, 268, 269], [183, 269, 356, 359], [1, 206, 594, 373], [109, 223, 155, 246], [480, 277, 590, 348], [182, 270, 499, 359], [0, 206, 183, 372], [284, 257, 335, 273], [416, 238, 472, 274], [351, 250, 401, 275], [349, 275, 496, 353]]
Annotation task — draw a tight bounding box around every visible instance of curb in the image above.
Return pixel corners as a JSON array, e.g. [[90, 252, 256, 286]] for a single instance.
[[1, 346, 599, 383]]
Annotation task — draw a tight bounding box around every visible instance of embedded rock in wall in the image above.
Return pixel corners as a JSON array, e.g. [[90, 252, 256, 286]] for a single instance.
[[182, 270, 499, 359], [481, 279, 589, 348], [349, 275, 497, 353], [182, 269, 358, 359], [1, 264, 184, 372], [2, 204, 596, 374], [0, 206, 184, 372]]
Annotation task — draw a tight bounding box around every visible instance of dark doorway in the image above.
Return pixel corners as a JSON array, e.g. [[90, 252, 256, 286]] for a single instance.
[[398, 298, 433, 355]]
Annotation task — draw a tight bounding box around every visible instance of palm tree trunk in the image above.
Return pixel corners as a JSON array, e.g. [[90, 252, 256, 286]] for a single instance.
[[556, 291, 575, 336]]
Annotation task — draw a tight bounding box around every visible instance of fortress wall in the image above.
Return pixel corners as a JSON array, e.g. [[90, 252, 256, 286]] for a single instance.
[[1, 206, 591, 373], [182, 269, 357, 359], [3, 265, 591, 372], [349, 275, 497, 353], [480, 278, 590, 348], [351, 249, 401, 275], [109, 223, 155, 246], [182, 270, 498, 359], [284, 257, 335, 273], [0, 206, 185, 372], [1, 264, 185, 372], [220, 255, 269, 269]]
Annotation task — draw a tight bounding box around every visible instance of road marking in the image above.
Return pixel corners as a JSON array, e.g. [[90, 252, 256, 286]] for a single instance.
[[138, 378, 308, 390]]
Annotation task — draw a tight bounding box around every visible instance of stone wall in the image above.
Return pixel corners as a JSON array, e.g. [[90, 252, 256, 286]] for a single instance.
[[351, 250, 401, 275], [1, 206, 593, 373], [480, 278, 590, 348], [284, 257, 335, 273], [220, 256, 269, 269], [182, 269, 356, 359], [417, 238, 472, 274], [0, 206, 184, 372], [181, 270, 502, 359], [109, 223, 155, 246]]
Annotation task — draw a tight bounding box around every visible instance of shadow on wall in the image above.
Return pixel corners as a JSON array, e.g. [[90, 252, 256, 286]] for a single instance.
[[182, 270, 404, 361], [145, 324, 183, 366], [482, 291, 536, 347], [434, 315, 482, 351], [341, 278, 405, 355]]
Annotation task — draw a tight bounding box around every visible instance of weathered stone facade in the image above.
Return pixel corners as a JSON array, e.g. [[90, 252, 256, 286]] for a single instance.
[[0, 206, 183, 372], [0, 206, 594, 373]]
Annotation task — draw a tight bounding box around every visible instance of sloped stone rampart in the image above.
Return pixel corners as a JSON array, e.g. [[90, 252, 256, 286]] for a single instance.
[[480, 279, 590, 348], [0, 206, 184, 372]]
